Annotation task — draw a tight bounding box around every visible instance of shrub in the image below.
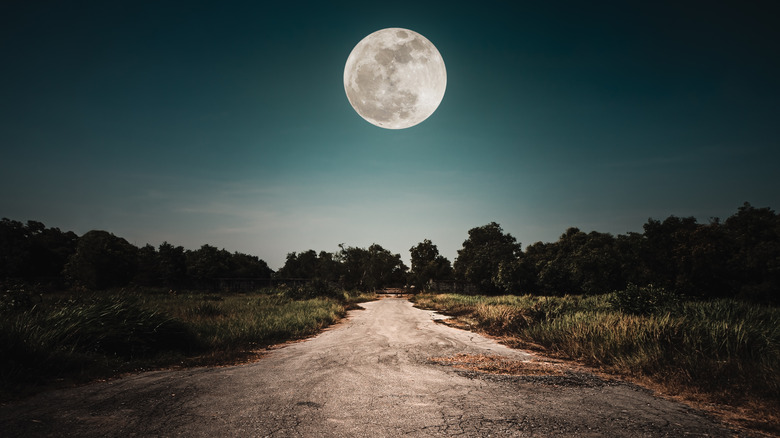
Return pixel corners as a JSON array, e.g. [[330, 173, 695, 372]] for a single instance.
[[608, 284, 681, 315], [282, 279, 342, 300], [528, 296, 576, 323], [186, 301, 223, 318], [0, 283, 35, 313]]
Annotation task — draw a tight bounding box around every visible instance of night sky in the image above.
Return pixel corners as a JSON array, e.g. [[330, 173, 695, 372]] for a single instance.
[[2, 1, 779, 269]]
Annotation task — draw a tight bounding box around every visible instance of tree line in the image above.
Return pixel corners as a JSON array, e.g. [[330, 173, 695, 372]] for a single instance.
[[0, 222, 273, 290], [0, 220, 409, 292], [275, 244, 407, 292], [1, 202, 778, 303], [446, 202, 779, 304]]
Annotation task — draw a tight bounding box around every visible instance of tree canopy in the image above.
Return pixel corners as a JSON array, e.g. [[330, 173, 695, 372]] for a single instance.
[[1, 202, 778, 302], [453, 222, 522, 293], [448, 203, 779, 303], [409, 239, 453, 288]]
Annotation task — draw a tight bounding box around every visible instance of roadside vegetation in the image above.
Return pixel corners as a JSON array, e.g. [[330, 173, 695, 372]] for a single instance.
[[413, 288, 780, 434], [2, 201, 778, 432], [0, 283, 374, 400]]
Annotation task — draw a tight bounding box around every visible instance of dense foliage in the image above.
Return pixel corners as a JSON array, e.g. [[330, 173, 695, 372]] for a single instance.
[[408, 239, 453, 288], [453, 222, 523, 293], [0, 219, 273, 290], [2, 202, 779, 302], [452, 203, 780, 303], [276, 244, 408, 292]]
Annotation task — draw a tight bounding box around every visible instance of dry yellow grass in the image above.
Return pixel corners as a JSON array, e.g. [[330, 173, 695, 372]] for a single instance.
[[428, 353, 568, 376]]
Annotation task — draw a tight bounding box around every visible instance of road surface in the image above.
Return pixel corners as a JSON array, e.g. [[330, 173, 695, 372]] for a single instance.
[[0, 298, 739, 437]]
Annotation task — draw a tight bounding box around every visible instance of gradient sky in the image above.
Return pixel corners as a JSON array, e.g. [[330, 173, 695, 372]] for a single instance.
[[2, 1, 779, 270]]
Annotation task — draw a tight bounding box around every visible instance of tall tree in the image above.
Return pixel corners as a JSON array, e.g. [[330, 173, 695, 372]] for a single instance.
[[158, 242, 187, 287], [227, 252, 273, 278], [568, 230, 623, 294], [134, 244, 161, 286], [640, 215, 700, 292], [409, 239, 453, 288], [185, 245, 231, 285], [315, 251, 342, 283], [277, 250, 319, 279], [723, 202, 780, 303], [0, 219, 77, 281], [64, 230, 138, 290], [337, 244, 407, 291], [0, 218, 28, 278], [453, 222, 522, 293]]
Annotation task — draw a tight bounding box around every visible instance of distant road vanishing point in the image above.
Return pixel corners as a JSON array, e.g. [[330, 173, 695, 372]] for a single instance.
[[0, 298, 736, 437]]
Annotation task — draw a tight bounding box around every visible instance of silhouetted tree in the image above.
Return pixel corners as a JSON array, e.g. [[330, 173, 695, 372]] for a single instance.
[[453, 222, 522, 293], [723, 202, 780, 303], [276, 250, 341, 283], [228, 251, 273, 278], [25, 221, 78, 280], [5, 201, 779, 302], [409, 239, 453, 289], [569, 231, 624, 294], [337, 244, 407, 291], [315, 251, 342, 283], [640, 216, 700, 292], [158, 242, 187, 287], [0, 218, 28, 278], [134, 244, 161, 286], [674, 220, 734, 298], [614, 231, 648, 286], [0, 219, 77, 282], [186, 245, 231, 285], [64, 230, 138, 289], [277, 250, 319, 279]]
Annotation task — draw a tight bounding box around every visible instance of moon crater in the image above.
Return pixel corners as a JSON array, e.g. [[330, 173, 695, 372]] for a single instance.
[[344, 28, 446, 129]]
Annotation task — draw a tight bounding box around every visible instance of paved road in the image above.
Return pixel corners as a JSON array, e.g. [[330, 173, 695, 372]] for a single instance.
[[0, 298, 738, 437]]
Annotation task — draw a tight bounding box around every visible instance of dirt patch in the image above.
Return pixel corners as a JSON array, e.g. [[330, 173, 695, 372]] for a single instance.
[[428, 353, 565, 376], [426, 353, 625, 389]]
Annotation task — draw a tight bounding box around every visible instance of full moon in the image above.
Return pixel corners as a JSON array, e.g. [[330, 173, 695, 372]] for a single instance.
[[344, 28, 447, 129]]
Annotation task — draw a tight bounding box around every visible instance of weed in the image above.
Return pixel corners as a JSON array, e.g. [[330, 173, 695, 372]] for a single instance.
[[186, 301, 223, 318], [0, 283, 36, 313], [607, 283, 681, 315]]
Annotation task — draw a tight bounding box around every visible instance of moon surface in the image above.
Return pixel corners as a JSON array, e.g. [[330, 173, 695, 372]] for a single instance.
[[344, 28, 447, 129]]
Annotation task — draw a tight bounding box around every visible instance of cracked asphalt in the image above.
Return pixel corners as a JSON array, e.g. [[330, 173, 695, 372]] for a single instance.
[[0, 298, 742, 437]]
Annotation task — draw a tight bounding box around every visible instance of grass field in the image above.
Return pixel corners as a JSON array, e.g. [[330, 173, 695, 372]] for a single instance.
[[0, 286, 374, 400], [413, 291, 780, 434]]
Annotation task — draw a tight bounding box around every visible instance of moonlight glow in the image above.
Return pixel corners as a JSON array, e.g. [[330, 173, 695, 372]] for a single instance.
[[344, 28, 447, 129]]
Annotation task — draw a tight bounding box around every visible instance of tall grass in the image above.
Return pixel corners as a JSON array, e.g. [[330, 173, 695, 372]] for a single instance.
[[413, 292, 780, 403], [0, 288, 370, 399], [165, 294, 346, 350]]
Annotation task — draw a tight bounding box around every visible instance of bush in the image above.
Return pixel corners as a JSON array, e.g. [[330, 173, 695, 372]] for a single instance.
[[528, 296, 578, 322], [0, 283, 35, 313], [608, 284, 681, 315], [186, 301, 223, 318], [282, 279, 342, 300]]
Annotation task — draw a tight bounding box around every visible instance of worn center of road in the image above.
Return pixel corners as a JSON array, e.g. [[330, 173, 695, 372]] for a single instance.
[[1, 298, 735, 437]]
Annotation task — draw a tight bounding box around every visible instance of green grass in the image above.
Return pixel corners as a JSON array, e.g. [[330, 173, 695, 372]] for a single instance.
[[0, 287, 374, 400], [413, 292, 780, 429]]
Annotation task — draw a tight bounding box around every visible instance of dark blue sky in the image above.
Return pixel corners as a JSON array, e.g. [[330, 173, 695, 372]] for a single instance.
[[2, 1, 778, 269]]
